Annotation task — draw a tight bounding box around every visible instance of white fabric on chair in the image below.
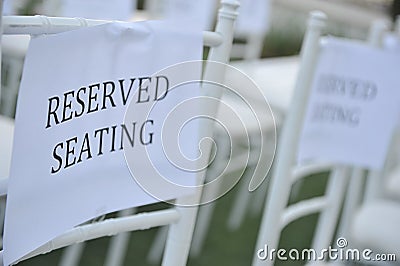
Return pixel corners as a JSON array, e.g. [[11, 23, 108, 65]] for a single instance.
[[4, 20, 202, 265], [351, 199, 400, 258]]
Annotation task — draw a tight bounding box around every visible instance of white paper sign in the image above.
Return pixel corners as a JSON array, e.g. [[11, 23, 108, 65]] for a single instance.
[[61, 0, 135, 20], [3, 21, 202, 265], [298, 37, 400, 169], [235, 0, 271, 35], [163, 0, 217, 30]]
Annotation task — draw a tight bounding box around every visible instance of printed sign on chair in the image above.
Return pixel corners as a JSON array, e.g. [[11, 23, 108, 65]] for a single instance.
[[4, 21, 202, 265], [298, 37, 400, 169]]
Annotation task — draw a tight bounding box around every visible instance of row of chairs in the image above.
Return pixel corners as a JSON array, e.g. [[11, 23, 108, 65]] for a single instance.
[[1, 0, 275, 264], [1, 1, 400, 266]]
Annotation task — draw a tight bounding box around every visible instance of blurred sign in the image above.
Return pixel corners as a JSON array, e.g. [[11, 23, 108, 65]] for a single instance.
[[298, 37, 400, 169], [3, 21, 202, 265]]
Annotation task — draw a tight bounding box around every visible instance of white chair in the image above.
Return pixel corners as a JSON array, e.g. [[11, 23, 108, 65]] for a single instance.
[[252, 11, 337, 264], [188, 76, 279, 258], [188, 0, 279, 257], [333, 20, 400, 262], [213, 0, 299, 237], [230, 0, 271, 60], [336, 154, 400, 263], [140, 0, 277, 261], [252, 10, 399, 266], [215, 5, 301, 235], [0, 1, 239, 265]]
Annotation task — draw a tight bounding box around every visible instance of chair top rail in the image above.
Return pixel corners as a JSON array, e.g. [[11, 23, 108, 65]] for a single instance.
[[2, 15, 223, 47]]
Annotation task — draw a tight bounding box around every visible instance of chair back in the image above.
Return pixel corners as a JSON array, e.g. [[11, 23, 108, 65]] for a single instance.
[[0, 1, 239, 265], [253, 11, 400, 266]]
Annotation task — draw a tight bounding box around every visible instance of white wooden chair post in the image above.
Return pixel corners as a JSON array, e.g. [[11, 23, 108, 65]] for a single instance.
[[146, 0, 241, 263], [190, 0, 277, 257], [0, 0, 239, 265], [252, 11, 328, 266], [162, 1, 239, 264], [0, 0, 7, 249]]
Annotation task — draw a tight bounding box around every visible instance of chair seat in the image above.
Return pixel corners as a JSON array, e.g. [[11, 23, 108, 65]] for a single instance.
[[351, 199, 400, 258], [226, 56, 299, 113], [215, 94, 279, 139]]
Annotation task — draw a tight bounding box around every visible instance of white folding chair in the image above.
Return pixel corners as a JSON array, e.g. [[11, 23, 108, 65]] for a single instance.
[[378, 15, 400, 201], [0, 0, 239, 265], [188, 0, 278, 257], [221, 0, 275, 231], [332, 21, 400, 262], [203, 1, 297, 241], [252, 10, 398, 266], [230, 0, 271, 60]]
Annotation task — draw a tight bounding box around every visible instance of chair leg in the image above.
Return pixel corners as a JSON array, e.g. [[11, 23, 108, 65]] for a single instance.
[[227, 168, 253, 231], [59, 242, 85, 266], [250, 178, 268, 217], [104, 208, 136, 266], [334, 169, 364, 247], [227, 133, 263, 230], [147, 226, 168, 264], [0, 198, 5, 248], [189, 200, 217, 257], [311, 166, 350, 254], [189, 132, 230, 257]]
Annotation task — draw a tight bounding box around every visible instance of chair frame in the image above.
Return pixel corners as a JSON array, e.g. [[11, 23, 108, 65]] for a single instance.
[[252, 11, 390, 266]]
